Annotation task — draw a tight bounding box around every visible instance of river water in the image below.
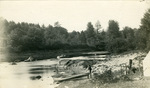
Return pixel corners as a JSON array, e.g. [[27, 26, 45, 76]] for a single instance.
[[0, 59, 59, 88], [0, 52, 108, 88]]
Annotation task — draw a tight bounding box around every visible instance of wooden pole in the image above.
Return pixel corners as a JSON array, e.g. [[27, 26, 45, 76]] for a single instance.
[[129, 59, 132, 70], [138, 59, 142, 76], [125, 64, 127, 75], [129, 59, 132, 74]]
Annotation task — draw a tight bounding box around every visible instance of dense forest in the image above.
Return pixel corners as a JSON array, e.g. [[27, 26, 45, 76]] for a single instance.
[[0, 8, 150, 54]]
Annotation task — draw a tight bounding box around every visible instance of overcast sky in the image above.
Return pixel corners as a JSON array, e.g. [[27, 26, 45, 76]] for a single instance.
[[0, 1, 150, 32]]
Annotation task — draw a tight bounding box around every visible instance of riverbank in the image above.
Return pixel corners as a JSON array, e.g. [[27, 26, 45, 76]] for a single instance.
[[56, 78, 150, 88], [0, 49, 94, 62], [56, 50, 149, 88]]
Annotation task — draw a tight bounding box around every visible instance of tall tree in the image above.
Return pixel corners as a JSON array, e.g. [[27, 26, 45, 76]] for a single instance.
[[107, 20, 120, 38], [141, 9, 150, 33], [85, 22, 95, 38], [140, 8, 150, 50], [106, 20, 125, 53], [85, 22, 96, 46], [79, 31, 87, 45]]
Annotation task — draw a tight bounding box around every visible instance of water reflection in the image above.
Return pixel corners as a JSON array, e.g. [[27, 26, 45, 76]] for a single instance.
[[30, 75, 42, 80], [29, 64, 57, 75], [29, 71, 44, 74], [0, 59, 59, 88]]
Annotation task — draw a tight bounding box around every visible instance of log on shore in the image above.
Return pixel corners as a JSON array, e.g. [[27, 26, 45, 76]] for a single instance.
[[53, 73, 89, 83]]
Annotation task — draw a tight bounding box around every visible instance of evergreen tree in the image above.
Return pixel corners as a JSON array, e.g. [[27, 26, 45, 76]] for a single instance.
[[106, 20, 125, 53], [140, 8, 150, 50], [85, 22, 96, 47]]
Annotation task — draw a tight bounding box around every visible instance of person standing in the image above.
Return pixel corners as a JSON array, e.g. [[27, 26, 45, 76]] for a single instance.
[[88, 65, 92, 78]]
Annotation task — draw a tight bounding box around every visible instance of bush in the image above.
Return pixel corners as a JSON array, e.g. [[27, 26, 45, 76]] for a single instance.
[[93, 69, 114, 83], [93, 69, 131, 84]]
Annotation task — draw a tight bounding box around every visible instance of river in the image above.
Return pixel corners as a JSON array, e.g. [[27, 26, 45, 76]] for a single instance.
[[0, 59, 59, 88], [0, 51, 109, 88]]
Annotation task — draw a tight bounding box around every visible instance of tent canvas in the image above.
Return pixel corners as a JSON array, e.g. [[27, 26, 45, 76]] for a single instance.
[[143, 51, 150, 77]]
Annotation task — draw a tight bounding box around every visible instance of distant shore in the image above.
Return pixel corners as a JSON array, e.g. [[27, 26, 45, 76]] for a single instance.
[[0, 48, 95, 62]]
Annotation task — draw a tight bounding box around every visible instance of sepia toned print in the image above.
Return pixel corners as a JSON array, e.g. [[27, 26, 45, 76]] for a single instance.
[[0, 0, 150, 88]]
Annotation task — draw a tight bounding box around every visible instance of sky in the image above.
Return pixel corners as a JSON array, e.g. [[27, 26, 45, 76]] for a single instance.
[[0, 0, 150, 32]]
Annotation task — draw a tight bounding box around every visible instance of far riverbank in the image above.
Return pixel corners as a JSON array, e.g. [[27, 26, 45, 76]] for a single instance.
[[0, 49, 95, 62]]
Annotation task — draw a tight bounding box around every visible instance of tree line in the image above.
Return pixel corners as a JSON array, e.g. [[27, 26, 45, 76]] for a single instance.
[[0, 8, 150, 53]]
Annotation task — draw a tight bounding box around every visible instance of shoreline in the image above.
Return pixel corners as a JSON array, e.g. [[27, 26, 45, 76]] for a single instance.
[[55, 51, 148, 88], [0, 49, 94, 62]]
